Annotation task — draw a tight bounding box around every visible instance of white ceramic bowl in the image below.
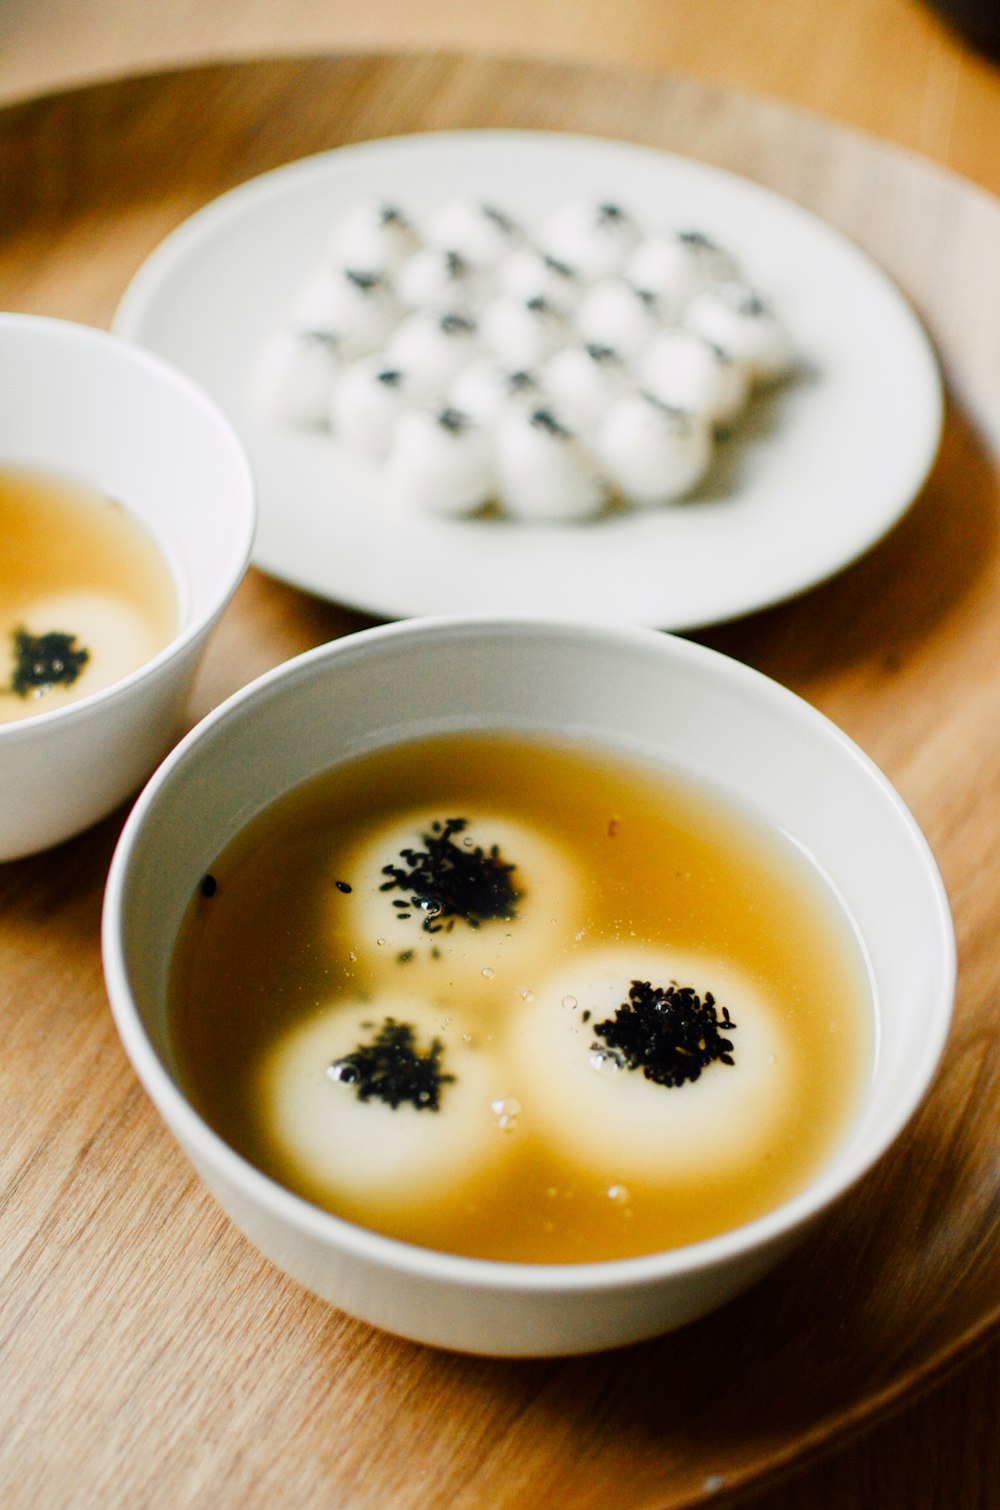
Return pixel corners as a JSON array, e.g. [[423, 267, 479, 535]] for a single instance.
[[0, 313, 255, 860], [102, 617, 954, 1356]]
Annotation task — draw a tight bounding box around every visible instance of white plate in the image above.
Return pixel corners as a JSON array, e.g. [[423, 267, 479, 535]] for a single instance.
[[114, 130, 942, 630]]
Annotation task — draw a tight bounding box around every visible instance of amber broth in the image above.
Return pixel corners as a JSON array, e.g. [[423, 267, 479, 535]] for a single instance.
[[169, 732, 872, 1263], [0, 465, 177, 723]]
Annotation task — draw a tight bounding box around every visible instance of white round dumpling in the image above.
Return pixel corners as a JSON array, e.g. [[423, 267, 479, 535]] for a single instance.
[[328, 358, 414, 459], [448, 357, 542, 426], [509, 946, 791, 1185], [325, 199, 421, 275], [479, 295, 570, 369], [250, 329, 342, 426], [330, 809, 580, 1003], [290, 267, 400, 358], [395, 246, 482, 311], [684, 282, 795, 384], [384, 309, 480, 397], [260, 994, 509, 1219], [3, 590, 166, 715], [495, 406, 610, 522], [387, 407, 495, 517], [597, 392, 712, 505], [424, 200, 522, 269], [625, 230, 741, 314], [538, 200, 640, 280], [540, 343, 629, 430], [494, 248, 581, 313], [573, 278, 663, 359], [639, 328, 750, 430]]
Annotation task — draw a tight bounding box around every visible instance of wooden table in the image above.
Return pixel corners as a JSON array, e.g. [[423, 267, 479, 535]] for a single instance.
[[2, 37, 1000, 1510]]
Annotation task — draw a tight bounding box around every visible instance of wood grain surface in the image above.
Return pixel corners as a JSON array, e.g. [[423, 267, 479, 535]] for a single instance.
[[1, 52, 999, 1510]]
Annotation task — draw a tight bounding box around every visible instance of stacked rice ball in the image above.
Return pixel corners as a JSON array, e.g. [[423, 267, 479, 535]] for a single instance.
[[252, 197, 795, 522]]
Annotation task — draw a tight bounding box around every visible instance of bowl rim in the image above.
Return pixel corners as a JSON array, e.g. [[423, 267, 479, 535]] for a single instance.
[[101, 614, 956, 1295], [0, 311, 256, 740]]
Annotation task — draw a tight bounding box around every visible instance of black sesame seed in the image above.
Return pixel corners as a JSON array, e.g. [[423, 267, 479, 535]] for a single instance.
[[200, 874, 218, 898], [591, 979, 737, 1089]]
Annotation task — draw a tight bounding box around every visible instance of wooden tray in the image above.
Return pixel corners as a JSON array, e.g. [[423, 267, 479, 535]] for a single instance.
[[2, 54, 999, 1509]]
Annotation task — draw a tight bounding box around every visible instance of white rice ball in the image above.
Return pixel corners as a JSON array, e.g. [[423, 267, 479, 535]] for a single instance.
[[597, 392, 713, 505], [384, 309, 481, 398], [495, 406, 610, 523], [448, 357, 542, 426], [537, 200, 640, 280], [328, 357, 414, 459], [325, 199, 421, 275], [684, 282, 795, 384], [625, 230, 741, 314], [250, 328, 342, 426], [494, 247, 581, 313], [395, 246, 482, 311], [574, 278, 663, 359], [424, 200, 522, 269], [290, 266, 400, 358], [540, 343, 629, 430], [387, 406, 496, 517], [479, 295, 570, 369], [639, 328, 750, 429]]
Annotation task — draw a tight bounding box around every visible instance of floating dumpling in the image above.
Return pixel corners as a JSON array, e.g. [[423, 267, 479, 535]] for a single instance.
[[330, 808, 580, 1003], [260, 994, 510, 1221], [509, 946, 791, 1186]]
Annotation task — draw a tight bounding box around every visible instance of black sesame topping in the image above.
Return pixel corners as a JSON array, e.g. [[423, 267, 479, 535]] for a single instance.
[[678, 229, 716, 248], [439, 311, 476, 336], [585, 343, 618, 365], [525, 295, 554, 315], [597, 202, 627, 224], [301, 329, 340, 350], [200, 874, 218, 898], [481, 204, 514, 233], [437, 407, 471, 435], [543, 254, 575, 278], [592, 979, 737, 1088], [737, 291, 769, 317], [378, 816, 519, 933], [8, 627, 89, 698], [507, 369, 537, 393], [378, 203, 409, 228], [376, 368, 404, 388], [335, 880, 353, 894], [329, 1016, 455, 1110], [344, 269, 384, 293], [529, 407, 571, 440], [444, 250, 468, 277]]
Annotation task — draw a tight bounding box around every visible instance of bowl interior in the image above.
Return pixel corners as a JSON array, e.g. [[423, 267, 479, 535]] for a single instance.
[[0, 314, 253, 631], [111, 617, 954, 1254]]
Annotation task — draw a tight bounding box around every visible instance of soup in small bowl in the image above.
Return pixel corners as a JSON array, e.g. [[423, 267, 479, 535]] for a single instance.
[[0, 313, 255, 859], [102, 616, 954, 1356]]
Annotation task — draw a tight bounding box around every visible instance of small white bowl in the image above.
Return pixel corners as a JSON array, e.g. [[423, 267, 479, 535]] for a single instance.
[[0, 314, 255, 860], [102, 617, 954, 1356]]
